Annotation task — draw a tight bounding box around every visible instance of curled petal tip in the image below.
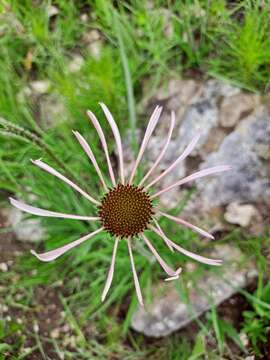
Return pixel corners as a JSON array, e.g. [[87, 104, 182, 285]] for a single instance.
[[30, 249, 50, 262], [164, 274, 180, 282], [215, 260, 223, 266], [164, 267, 182, 282], [31, 158, 42, 165], [30, 249, 39, 258], [9, 196, 14, 204], [30, 159, 39, 166], [86, 110, 94, 118]]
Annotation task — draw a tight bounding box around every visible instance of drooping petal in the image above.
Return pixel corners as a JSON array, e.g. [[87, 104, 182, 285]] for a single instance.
[[158, 211, 214, 239], [151, 224, 222, 266], [73, 131, 108, 192], [87, 110, 116, 186], [129, 106, 162, 184], [32, 159, 100, 206], [127, 238, 144, 306], [139, 111, 175, 187], [152, 218, 174, 252], [99, 103, 125, 184], [101, 237, 120, 302], [9, 197, 99, 221], [141, 234, 181, 277], [151, 165, 231, 199], [144, 133, 201, 191], [165, 268, 182, 282], [31, 227, 104, 262]]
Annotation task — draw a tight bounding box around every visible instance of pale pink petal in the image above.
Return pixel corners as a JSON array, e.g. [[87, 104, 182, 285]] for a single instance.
[[151, 219, 174, 252], [165, 268, 182, 282], [31, 227, 104, 262], [139, 111, 175, 187], [32, 159, 100, 206], [151, 165, 231, 199], [127, 238, 144, 306], [151, 224, 222, 266], [9, 197, 99, 221], [144, 133, 201, 191], [158, 211, 214, 239], [101, 237, 120, 302], [129, 106, 162, 184], [73, 131, 108, 192], [87, 110, 116, 186], [99, 103, 125, 184], [141, 234, 179, 277]]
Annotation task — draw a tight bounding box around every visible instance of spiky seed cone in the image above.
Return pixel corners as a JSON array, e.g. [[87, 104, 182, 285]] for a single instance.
[[99, 184, 153, 238]]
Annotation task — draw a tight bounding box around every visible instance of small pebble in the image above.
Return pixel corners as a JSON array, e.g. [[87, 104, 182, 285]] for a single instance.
[[33, 322, 39, 333], [48, 5, 59, 17], [68, 55, 84, 73], [50, 328, 60, 339], [30, 80, 51, 95], [80, 14, 88, 22], [0, 304, 8, 312], [0, 263, 8, 272], [239, 332, 249, 347]]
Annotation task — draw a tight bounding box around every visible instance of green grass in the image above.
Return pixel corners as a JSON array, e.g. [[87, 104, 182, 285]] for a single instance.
[[0, 0, 270, 358]]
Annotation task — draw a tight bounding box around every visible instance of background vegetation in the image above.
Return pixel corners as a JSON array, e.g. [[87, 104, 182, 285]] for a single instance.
[[0, 0, 269, 358]]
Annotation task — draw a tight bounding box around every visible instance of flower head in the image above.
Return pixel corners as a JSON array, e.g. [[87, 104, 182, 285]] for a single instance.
[[10, 103, 231, 306]]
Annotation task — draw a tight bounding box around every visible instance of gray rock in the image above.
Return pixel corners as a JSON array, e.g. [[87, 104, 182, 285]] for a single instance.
[[6, 207, 45, 243], [173, 80, 255, 158], [145, 79, 244, 177], [199, 110, 270, 207], [224, 202, 258, 227], [127, 78, 267, 337], [219, 93, 258, 128], [131, 245, 256, 337], [138, 79, 247, 215], [129, 78, 268, 228], [176, 99, 219, 156]]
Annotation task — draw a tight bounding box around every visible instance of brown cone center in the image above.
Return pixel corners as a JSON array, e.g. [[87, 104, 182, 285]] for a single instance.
[[99, 184, 153, 238]]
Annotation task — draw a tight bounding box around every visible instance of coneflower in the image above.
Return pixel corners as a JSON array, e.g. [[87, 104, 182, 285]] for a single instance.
[[10, 103, 230, 306]]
